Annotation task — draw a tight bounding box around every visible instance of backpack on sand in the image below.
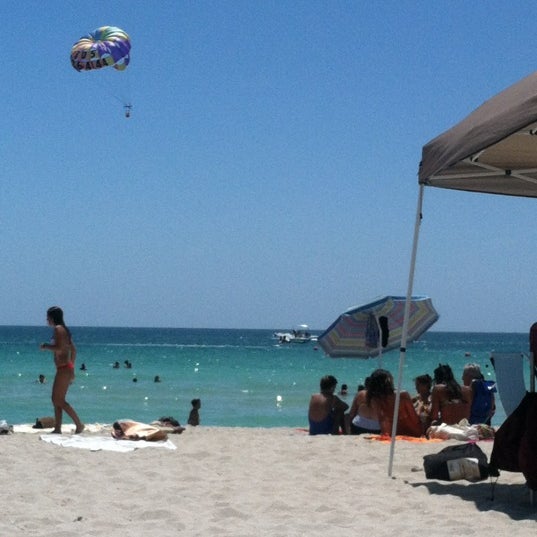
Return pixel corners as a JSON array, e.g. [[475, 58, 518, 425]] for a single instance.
[[423, 442, 496, 482]]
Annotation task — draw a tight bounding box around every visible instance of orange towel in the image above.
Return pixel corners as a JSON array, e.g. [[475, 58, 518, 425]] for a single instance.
[[366, 434, 444, 443]]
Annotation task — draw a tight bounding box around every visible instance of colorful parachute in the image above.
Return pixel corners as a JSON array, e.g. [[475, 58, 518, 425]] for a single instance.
[[70, 26, 131, 72]]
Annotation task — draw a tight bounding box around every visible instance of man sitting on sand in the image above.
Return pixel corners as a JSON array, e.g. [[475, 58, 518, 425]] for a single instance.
[[308, 375, 348, 435]]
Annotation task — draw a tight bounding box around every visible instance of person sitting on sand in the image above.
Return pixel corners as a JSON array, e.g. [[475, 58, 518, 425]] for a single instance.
[[308, 375, 349, 435], [367, 369, 422, 437], [429, 363, 471, 426], [188, 398, 201, 426], [348, 376, 381, 434], [412, 373, 432, 434]]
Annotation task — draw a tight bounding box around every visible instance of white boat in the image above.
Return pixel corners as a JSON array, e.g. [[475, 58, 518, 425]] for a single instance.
[[274, 324, 317, 344]]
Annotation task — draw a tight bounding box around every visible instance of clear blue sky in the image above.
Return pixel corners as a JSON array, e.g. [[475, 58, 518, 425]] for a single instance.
[[2, 1, 536, 331]]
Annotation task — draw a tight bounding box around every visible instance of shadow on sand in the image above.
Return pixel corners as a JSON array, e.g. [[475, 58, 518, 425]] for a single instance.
[[410, 479, 537, 521]]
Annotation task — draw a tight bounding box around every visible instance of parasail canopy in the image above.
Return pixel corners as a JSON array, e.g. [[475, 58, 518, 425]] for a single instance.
[[71, 26, 131, 72]]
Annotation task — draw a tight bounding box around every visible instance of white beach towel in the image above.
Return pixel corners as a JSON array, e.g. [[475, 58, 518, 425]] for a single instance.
[[427, 420, 480, 441], [40, 434, 177, 452], [14, 423, 107, 434]]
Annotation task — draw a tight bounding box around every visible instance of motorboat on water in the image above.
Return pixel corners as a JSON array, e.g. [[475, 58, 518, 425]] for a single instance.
[[274, 324, 317, 344]]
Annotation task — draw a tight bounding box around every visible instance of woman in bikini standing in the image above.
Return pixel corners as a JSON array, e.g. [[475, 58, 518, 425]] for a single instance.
[[40, 306, 84, 434]]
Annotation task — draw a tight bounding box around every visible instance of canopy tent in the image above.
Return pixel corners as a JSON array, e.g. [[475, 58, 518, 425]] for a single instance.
[[419, 70, 537, 197], [390, 70, 537, 476]]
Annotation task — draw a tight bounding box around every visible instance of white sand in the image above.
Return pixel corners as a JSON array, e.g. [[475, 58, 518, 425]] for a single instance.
[[1, 426, 536, 536]]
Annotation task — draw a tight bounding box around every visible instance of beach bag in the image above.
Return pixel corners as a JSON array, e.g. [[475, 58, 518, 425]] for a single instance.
[[32, 416, 55, 429], [0, 419, 12, 434], [423, 442, 494, 482], [365, 314, 379, 348], [490, 392, 537, 490]]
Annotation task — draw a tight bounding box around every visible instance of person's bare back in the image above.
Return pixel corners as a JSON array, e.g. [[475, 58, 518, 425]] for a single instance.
[[372, 391, 422, 437], [308, 375, 349, 435], [50, 325, 74, 368], [308, 393, 333, 422], [349, 390, 377, 422], [430, 384, 471, 424]]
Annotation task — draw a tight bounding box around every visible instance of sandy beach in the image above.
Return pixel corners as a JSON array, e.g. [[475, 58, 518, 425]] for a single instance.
[[1, 426, 536, 536]]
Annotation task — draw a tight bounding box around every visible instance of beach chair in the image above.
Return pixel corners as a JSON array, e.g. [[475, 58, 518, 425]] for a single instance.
[[489, 352, 529, 417]]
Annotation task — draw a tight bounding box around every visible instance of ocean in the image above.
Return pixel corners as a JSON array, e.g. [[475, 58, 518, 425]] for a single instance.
[[0, 327, 530, 428]]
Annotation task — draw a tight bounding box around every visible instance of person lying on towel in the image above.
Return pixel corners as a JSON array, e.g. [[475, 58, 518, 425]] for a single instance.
[[111, 420, 169, 441]]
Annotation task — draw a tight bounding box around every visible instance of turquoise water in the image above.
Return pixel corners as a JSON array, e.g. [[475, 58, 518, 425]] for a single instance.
[[0, 327, 530, 427]]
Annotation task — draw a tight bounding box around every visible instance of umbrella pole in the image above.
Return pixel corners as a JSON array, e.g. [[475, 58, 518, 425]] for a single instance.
[[388, 184, 425, 477]]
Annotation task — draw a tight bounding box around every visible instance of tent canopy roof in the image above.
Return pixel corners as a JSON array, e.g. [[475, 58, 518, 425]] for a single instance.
[[419, 71, 537, 198]]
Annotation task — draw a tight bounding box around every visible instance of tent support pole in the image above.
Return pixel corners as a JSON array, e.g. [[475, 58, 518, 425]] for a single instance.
[[529, 349, 535, 505], [388, 184, 425, 477]]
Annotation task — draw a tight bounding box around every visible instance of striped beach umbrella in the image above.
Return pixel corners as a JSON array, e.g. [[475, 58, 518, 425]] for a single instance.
[[318, 295, 439, 358]]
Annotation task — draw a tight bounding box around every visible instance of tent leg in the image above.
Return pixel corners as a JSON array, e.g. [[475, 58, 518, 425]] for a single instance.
[[530, 351, 535, 393], [388, 184, 425, 477], [529, 351, 535, 505]]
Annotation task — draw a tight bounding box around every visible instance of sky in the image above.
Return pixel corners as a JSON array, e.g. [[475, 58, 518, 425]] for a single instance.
[[2, 1, 537, 332]]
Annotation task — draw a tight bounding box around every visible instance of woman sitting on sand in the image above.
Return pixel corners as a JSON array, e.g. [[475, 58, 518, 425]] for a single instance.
[[367, 369, 422, 437], [348, 377, 381, 434], [429, 364, 471, 426]]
